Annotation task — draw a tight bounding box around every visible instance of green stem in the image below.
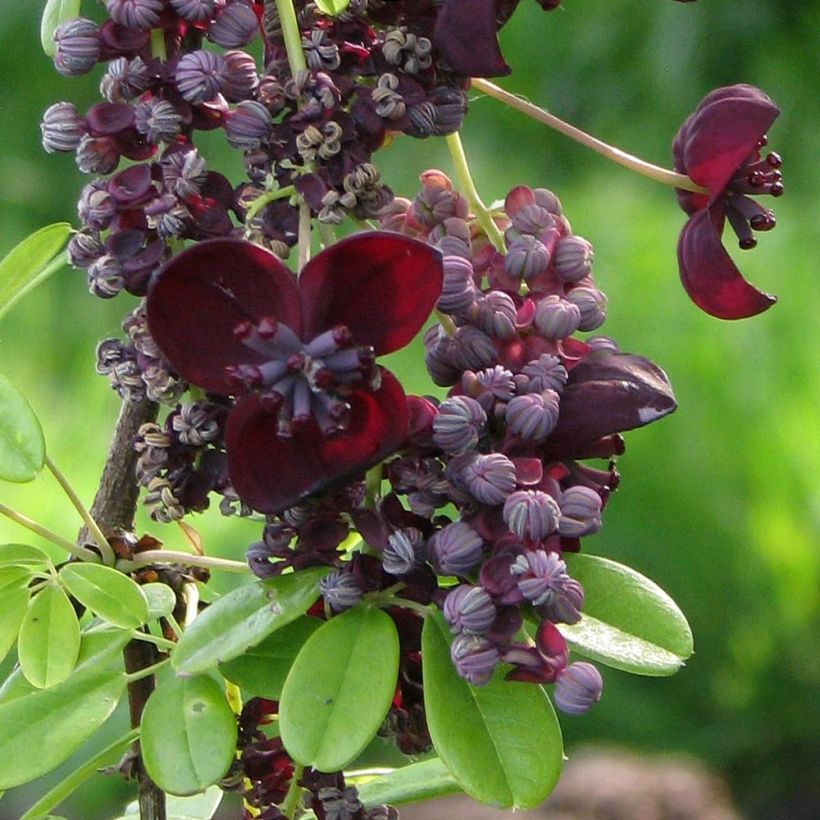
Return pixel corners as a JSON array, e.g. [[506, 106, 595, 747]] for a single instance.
[[150, 28, 167, 62], [19, 727, 141, 820], [129, 630, 177, 652], [281, 762, 305, 820], [317, 220, 337, 249], [182, 581, 199, 628], [364, 463, 383, 509], [45, 455, 115, 566], [117, 550, 252, 574], [244, 184, 296, 224], [444, 132, 506, 253], [125, 657, 171, 684], [297, 199, 311, 273], [471, 78, 708, 195], [434, 309, 457, 337], [0, 502, 98, 562], [382, 596, 431, 617], [275, 0, 308, 77]]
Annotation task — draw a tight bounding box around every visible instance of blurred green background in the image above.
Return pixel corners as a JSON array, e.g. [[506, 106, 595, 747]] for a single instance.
[[0, 1, 818, 818]]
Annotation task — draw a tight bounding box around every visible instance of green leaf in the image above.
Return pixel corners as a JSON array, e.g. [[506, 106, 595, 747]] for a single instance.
[[0, 223, 71, 318], [314, 0, 351, 16], [0, 565, 34, 592], [18, 583, 81, 688], [0, 669, 125, 789], [560, 553, 693, 676], [0, 585, 30, 664], [141, 674, 237, 796], [40, 1, 82, 57], [0, 543, 52, 570], [59, 562, 149, 629], [172, 567, 328, 676], [422, 611, 563, 809], [0, 373, 46, 482], [142, 582, 178, 620], [116, 785, 224, 819], [355, 758, 462, 807], [219, 615, 321, 698], [280, 606, 400, 772]]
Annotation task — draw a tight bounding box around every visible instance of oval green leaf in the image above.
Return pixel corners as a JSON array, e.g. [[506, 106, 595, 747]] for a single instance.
[[560, 553, 694, 676], [18, 584, 81, 688], [0, 373, 46, 482], [40, 1, 82, 57], [141, 674, 237, 796], [172, 567, 328, 676], [315, 0, 351, 15], [0, 585, 30, 664], [143, 582, 178, 620], [219, 615, 321, 698], [355, 758, 461, 807], [280, 606, 400, 772], [59, 562, 149, 629], [422, 611, 563, 809], [0, 565, 34, 592], [0, 543, 52, 570], [0, 223, 71, 319], [0, 669, 125, 789]]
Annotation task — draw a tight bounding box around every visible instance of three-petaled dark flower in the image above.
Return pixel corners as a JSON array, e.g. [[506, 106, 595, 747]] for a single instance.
[[673, 84, 783, 319], [146, 234, 443, 513]]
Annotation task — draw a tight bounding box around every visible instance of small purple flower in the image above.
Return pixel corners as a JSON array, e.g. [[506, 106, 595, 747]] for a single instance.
[[503, 490, 561, 542], [554, 236, 594, 282], [443, 585, 496, 635], [450, 633, 499, 686], [134, 99, 183, 144], [505, 390, 561, 442], [105, 0, 164, 30], [505, 235, 549, 282], [41, 103, 86, 153], [208, 1, 259, 49], [225, 101, 272, 150], [515, 354, 567, 394], [437, 255, 477, 314], [457, 452, 517, 505], [533, 294, 581, 340], [383, 528, 424, 576], [319, 570, 363, 613], [430, 521, 484, 576], [553, 662, 603, 715], [566, 286, 607, 331], [170, 0, 216, 22], [176, 51, 229, 105], [558, 485, 602, 538], [53, 18, 100, 78], [511, 549, 572, 607], [432, 395, 487, 455]]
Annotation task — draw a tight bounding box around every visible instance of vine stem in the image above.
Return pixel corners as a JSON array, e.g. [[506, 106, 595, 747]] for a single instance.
[[471, 78, 708, 195], [244, 184, 296, 225], [281, 762, 305, 820], [45, 455, 115, 565], [275, 0, 307, 77], [119, 550, 253, 574], [444, 131, 506, 253], [0, 501, 98, 562]]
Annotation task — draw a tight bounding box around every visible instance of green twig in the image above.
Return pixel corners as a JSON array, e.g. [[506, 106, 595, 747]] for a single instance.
[[297, 199, 312, 273], [471, 78, 708, 195], [129, 630, 177, 652], [0, 501, 98, 562], [244, 184, 296, 224], [45, 455, 115, 565], [281, 762, 305, 819], [275, 0, 308, 77], [444, 132, 506, 253], [117, 550, 253, 574], [150, 27, 167, 62], [125, 657, 171, 684]]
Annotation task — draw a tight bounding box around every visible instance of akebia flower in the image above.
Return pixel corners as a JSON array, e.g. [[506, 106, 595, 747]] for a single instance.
[[673, 84, 783, 319], [146, 233, 443, 513]]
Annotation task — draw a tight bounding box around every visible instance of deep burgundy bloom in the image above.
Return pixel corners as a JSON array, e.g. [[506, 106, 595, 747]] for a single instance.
[[146, 234, 442, 513], [673, 84, 783, 319]]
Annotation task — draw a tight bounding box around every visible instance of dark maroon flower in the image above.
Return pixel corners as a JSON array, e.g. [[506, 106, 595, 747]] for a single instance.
[[146, 234, 442, 513], [673, 84, 783, 319]]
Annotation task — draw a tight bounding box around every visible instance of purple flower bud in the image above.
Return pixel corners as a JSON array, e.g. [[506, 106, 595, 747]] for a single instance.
[[511, 549, 573, 607], [246, 541, 276, 578], [145, 194, 191, 238], [383, 528, 424, 575], [537, 577, 584, 624], [430, 521, 484, 576], [134, 98, 183, 144], [68, 231, 104, 268], [438, 255, 476, 314], [553, 662, 603, 715], [208, 1, 259, 48], [554, 235, 594, 282], [53, 18, 100, 77], [533, 188, 563, 215], [503, 490, 560, 541], [423, 325, 460, 387], [100, 56, 150, 103], [586, 335, 619, 353], [106, 0, 164, 30], [450, 633, 499, 686], [176, 50, 228, 104], [88, 254, 125, 299], [534, 294, 581, 340], [170, 0, 217, 22], [462, 365, 516, 412], [566, 286, 608, 331], [459, 452, 517, 505], [433, 395, 487, 455], [78, 181, 116, 230], [225, 101, 272, 150], [505, 234, 549, 280], [41, 102, 86, 153], [558, 485, 603, 538], [469, 291, 517, 339], [517, 353, 567, 394], [75, 135, 119, 175], [505, 390, 560, 441], [448, 325, 497, 371], [162, 149, 208, 198], [223, 50, 260, 101], [443, 585, 496, 635], [319, 570, 363, 612]]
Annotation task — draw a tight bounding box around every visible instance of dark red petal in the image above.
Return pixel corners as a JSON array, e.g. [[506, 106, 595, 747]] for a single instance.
[[434, 0, 511, 77], [146, 239, 301, 394], [298, 233, 442, 356], [678, 85, 779, 192], [544, 351, 677, 457], [226, 369, 409, 513], [85, 102, 135, 135], [678, 207, 776, 319]]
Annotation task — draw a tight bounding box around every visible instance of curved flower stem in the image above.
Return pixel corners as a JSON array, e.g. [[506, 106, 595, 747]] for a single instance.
[[244, 184, 296, 225], [128, 630, 177, 652], [281, 762, 305, 820], [45, 455, 115, 565], [0, 501, 99, 562], [118, 550, 253, 574], [275, 0, 308, 77], [444, 132, 506, 253], [471, 78, 709, 195], [125, 657, 171, 684]]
